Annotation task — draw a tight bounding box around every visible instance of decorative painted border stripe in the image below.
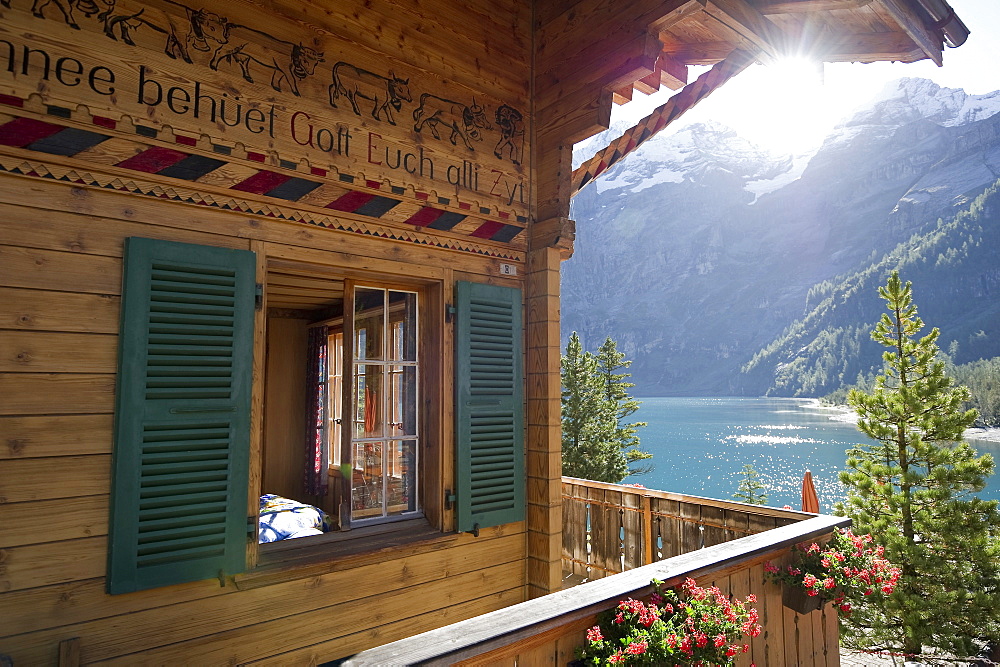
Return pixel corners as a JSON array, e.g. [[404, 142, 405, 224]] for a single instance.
[[116, 146, 189, 173], [0, 108, 528, 246], [231, 170, 291, 194], [157, 154, 228, 181], [0, 117, 64, 147], [0, 154, 525, 262]]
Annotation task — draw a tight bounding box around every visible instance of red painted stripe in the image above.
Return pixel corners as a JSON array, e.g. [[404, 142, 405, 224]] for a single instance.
[[246, 151, 266, 162], [311, 166, 328, 176], [0, 117, 64, 147], [459, 202, 471, 210], [325, 190, 375, 212], [0, 94, 24, 108], [175, 135, 197, 146], [405, 207, 444, 227], [498, 211, 510, 219], [365, 180, 381, 189], [231, 170, 292, 194], [471, 220, 504, 239], [92, 116, 116, 130], [415, 191, 429, 201], [116, 146, 189, 173]]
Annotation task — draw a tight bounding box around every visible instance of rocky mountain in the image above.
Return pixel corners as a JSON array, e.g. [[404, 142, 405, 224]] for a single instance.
[[562, 78, 1000, 396]]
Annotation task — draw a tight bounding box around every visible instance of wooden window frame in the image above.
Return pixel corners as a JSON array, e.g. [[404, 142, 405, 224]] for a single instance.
[[340, 283, 421, 527], [249, 249, 448, 571]]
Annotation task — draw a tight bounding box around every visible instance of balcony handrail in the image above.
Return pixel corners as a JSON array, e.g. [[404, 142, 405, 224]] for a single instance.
[[562, 476, 815, 520], [345, 514, 850, 666], [562, 477, 817, 577]]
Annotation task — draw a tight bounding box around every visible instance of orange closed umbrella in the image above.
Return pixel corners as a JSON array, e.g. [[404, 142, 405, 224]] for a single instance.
[[801, 470, 820, 513]]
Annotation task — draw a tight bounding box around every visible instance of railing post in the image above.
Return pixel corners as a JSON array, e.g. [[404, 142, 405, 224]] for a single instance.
[[641, 494, 653, 566]]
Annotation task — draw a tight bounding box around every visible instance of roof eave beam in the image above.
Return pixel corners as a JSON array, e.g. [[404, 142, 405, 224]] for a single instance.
[[700, 0, 782, 61], [873, 0, 943, 65], [752, 0, 875, 13]]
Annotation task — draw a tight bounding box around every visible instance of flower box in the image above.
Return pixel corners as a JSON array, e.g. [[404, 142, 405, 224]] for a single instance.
[[781, 585, 824, 615]]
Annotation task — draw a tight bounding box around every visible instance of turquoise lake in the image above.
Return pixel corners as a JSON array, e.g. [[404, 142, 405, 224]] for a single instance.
[[623, 396, 1000, 513]]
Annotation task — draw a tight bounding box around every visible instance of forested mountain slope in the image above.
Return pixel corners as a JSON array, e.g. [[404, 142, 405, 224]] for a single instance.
[[742, 181, 1000, 396]]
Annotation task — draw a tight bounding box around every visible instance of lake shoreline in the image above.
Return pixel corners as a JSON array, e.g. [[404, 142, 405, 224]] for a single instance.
[[800, 398, 1000, 444]]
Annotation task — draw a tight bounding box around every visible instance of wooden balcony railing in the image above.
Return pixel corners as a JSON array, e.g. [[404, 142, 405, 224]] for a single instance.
[[562, 476, 814, 579], [346, 478, 850, 667]]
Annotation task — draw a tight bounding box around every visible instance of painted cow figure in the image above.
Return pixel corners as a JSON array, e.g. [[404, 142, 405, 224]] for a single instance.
[[95, 0, 229, 65], [412, 94, 492, 150], [493, 104, 524, 166], [29, 0, 96, 28], [329, 62, 411, 126], [210, 26, 323, 97]]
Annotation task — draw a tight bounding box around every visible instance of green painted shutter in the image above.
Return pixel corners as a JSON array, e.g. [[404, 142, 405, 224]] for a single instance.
[[107, 237, 255, 594], [454, 281, 525, 534]]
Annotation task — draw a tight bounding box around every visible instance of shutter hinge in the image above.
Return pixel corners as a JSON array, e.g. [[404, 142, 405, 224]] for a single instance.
[[445, 303, 456, 323], [444, 489, 455, 510], [254, 283, 264, 311]]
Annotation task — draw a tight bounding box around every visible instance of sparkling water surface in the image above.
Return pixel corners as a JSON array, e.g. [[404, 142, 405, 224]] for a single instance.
[[624, 397, 1000, 513]]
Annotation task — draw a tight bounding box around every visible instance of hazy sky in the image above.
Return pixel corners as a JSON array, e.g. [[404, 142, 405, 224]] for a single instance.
[[611, 0, 1000, 153]]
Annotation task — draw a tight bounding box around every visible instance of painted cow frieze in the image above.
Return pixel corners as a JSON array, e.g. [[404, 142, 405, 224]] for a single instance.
[[412, 94, 492, 151], [329, 62, 411, 126], [210, 25, 323, 97]]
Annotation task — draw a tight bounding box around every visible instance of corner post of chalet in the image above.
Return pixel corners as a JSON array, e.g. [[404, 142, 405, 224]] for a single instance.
[[524, 241, 565, 598]]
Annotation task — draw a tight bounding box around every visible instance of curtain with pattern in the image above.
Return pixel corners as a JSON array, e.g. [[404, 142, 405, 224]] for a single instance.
[[304, 325, 329, 496]]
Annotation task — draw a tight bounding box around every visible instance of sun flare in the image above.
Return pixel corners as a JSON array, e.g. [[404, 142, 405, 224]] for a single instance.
[[726, 55, 833, 155]]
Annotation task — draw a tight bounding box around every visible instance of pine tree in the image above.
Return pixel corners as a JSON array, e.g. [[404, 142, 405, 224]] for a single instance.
[[561, 333, 650, 483], [595, 337, 653, 477], [732, 464, 768, 505], [836, 271, 1000, 658]]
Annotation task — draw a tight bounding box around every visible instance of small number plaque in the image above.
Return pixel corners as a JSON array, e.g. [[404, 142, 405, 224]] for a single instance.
[[499, 263, 517, 276]]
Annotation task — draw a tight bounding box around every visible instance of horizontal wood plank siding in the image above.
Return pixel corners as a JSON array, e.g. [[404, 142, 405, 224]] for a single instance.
[[0, 100, 528, 662], [0, 0, 538, 658]]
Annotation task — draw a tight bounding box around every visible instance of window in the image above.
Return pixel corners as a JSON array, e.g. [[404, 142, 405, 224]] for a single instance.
[[106, 237, 525, 593], [342, 287, 420, 524]]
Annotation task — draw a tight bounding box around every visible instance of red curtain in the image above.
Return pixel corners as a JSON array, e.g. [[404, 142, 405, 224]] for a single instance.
[[304, 326, 329, 496]]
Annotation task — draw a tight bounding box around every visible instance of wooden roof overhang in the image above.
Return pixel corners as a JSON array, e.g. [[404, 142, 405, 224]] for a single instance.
[[532, 0, 969, 211]]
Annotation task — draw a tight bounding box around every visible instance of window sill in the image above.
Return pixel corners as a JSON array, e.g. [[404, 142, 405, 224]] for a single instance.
[[235, 518, 457, 591]]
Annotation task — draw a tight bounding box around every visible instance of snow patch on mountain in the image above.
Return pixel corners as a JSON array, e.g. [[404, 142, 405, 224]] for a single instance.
[[584, 120, 793, 195], [744, 152, 812, 203]]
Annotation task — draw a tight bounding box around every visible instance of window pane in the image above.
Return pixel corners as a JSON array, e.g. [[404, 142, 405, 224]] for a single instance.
[[388, 365, 418, 437], [388, 291, 417, 362], [353, 365, 384, 439], [387, 440, 417, 516], [328, 332, 343, 466], [355, 288, 384, 361], [352, 441, 384, 520]]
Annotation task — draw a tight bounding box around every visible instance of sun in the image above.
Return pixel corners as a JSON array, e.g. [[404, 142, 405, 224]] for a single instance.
[[716, 55, 836, 155]]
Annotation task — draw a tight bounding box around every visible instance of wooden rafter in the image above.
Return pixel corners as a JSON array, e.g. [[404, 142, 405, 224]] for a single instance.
[[874, 0, 943, 65], [753, 0, 872, 13], [701, 0, 781, 60], [821, 30, 925, 62], [570, 49, 758, 196]]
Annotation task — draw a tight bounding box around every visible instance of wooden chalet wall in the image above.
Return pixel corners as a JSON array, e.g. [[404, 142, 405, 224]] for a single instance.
[[0, 0, 539, 663]]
